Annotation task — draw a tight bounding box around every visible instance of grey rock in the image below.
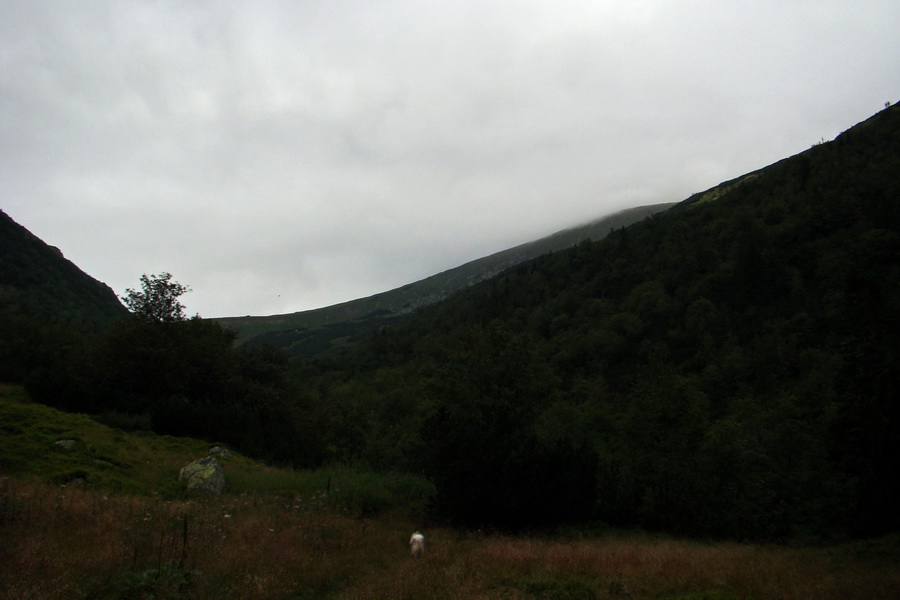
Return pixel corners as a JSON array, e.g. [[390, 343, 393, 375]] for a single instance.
[[178, 456, 225, 494]]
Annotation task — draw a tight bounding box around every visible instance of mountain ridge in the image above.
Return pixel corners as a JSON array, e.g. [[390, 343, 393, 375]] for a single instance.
[[215, 202, 675, 348]]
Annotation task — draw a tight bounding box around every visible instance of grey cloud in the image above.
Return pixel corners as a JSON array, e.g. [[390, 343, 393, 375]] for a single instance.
[[2, 0, 899, 317]]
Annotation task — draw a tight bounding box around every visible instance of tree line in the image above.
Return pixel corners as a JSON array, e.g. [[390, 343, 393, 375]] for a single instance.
[[25, 273, 327, 467]]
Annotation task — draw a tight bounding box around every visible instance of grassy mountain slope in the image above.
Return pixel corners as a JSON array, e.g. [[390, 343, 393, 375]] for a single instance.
[[0, 383, 228, 495], [216, 202, 674, 351], [0, 383, 432, 513]]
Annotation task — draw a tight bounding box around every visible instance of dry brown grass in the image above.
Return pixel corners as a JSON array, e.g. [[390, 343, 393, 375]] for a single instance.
[[2, 478, 898, 600], [0, 478, 400, 599], [467, 535, 898, 599], [334, 532, 900, 600]]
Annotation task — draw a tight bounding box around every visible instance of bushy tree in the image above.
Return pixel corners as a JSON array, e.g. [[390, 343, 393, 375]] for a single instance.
[[122, 272, 192, 323], [27, 273, 322, 466]]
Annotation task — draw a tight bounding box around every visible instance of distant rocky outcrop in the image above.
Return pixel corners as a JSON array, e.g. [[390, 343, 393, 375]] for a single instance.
[[179, 456, 225, 494]]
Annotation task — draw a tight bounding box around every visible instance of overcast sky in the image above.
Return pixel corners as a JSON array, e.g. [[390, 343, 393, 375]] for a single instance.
[[2, 1, 898, 318]]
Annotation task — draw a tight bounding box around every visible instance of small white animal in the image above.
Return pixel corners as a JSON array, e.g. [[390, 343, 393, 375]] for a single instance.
[[409, 531, 425, 557]]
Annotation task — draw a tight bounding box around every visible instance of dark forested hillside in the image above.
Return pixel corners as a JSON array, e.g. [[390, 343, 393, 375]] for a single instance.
[[0, 210, 128, 381], [303, 104, 900, 539], [5, 104, 898, 543], [0, 210, 127, 326]]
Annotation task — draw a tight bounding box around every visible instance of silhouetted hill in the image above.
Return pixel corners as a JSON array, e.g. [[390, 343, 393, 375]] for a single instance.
[[0, 210, 128, 381], [0, 210, 127, 327], [216, 202, 674, 352]]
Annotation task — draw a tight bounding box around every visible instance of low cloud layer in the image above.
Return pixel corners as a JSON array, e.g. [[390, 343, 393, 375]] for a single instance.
[[3, 0, 898, 317]]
